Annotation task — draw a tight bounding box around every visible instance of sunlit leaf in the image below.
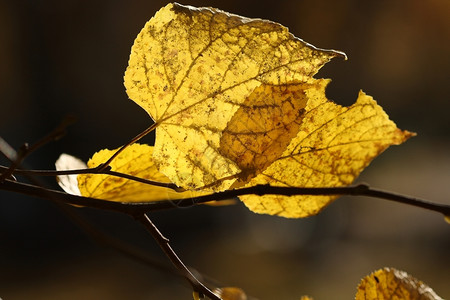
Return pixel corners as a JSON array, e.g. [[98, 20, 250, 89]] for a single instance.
[[214, 287, 247, 300], [355, 267, 443, 300], [77, 144, 204, 202], [220, 83, 308, 185], [239, 80, 414, 218], [66, 3, 413, 217], [124, 2, 344, 191]]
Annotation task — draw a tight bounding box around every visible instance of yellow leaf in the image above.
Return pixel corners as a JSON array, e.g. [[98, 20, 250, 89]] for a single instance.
[[239, 79, 414, 218], [120, 4, 413, 215], [124, 3, 344, 191], [355, 267, 444, 300], [220, 83, 308, 185], [77, 144, 204, 202], [214, 287, 247, 300]]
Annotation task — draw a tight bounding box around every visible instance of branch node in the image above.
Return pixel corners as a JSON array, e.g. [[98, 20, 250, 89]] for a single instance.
[[354, 183, 370, 194], [254, 184, 270, 196], [95, 163, 112, 173]]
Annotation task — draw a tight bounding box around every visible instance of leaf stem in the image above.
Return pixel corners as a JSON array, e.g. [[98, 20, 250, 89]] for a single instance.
[[95, 123, 158, 172]]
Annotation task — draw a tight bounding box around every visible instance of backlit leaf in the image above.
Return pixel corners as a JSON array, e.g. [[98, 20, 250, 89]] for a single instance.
[[214, 287, 247, 300], [239, 80, 414, 218], [220, 83, 308, 186], [64, 4, 413, 218], [77, 144, 203, 202], [355, 267, 443, 300], [124, 3, 344, 191]]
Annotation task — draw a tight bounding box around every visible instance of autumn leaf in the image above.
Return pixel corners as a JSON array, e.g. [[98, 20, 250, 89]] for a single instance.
[[124, 2, 344, 191], [58, 3, 413, 220], [57, 144, 204, 202], [356, 267, 444, 300], [213, 287, 247, 300], [219, 83, 308, 185], [239, 80, 414, 218]]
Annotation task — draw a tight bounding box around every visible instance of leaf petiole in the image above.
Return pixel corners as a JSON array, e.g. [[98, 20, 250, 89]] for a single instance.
[[96, 122, 159, 171]]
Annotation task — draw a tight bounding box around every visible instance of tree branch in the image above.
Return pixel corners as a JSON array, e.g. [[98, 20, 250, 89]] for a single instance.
[[0, 116, 75, 181], [136, 213, 221, 300], [95, 122, 158, 172], [2, 125, 449, 299], [2, 179, 449, 219], [1, 166, 180, 191]]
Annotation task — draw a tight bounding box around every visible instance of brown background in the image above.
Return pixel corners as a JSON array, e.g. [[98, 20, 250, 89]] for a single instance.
[[1, 0, 449, 299]]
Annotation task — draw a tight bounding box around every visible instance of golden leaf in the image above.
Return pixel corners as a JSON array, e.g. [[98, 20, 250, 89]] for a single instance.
[[239, 80, 414, 218], [77, 144, 203, 202], [124, 3, 344, 191], [214, 287, 247, 300], [69, 4, 412, 215], [355, 267, 443, 300], [220, 83, 308, 185]]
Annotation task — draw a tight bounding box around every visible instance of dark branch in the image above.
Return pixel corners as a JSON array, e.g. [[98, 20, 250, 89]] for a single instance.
[[0, 116, 75, 181], [95, 122, 158, 172], [2, 179, 449, 219], [136, 214, 221, 300], [2, 166, 180, 191]]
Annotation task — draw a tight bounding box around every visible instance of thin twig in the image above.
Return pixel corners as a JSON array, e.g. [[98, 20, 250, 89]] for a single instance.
[[0, 137, 201, 295], [0, 116, 75, 181], [0, 143, 28, 181], [2, 166, 180, 191], [2, 179, 449, 218], [95, 123, 158, 172], [136, 213, 221, 300], [72, 210, 186, 279], [2, 127, 449, 299]]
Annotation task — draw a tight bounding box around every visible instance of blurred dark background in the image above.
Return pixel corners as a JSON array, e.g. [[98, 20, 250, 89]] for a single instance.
[[1, 0, 449, 299]]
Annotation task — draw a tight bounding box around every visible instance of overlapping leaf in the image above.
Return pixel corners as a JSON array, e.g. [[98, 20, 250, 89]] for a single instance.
[[124, 3, 344, 191], [239, 80, 413, 217], [58, 3, 414, 219], [76, 144, 203, 202]]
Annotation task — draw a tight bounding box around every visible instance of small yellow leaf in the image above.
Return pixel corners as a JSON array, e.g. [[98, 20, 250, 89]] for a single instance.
[[124, 3, 344, 191], [240, 80, 414, 218], [77, 144, 204, 202], [214, 287, 247, 300], [355, 267, 443, 300]]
